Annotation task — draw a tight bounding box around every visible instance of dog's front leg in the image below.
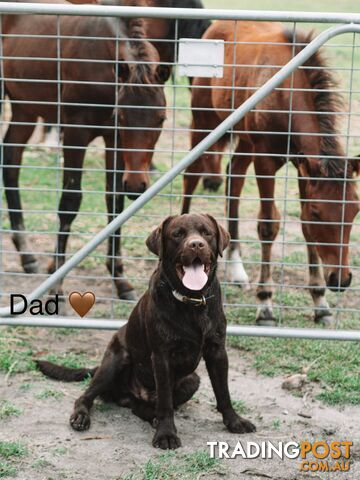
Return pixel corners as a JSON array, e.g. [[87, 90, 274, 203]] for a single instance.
[[151, 352, 181, 450], [203, 339, 256, 434]]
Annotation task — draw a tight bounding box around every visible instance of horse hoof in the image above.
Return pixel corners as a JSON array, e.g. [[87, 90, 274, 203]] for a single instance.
[[228, 250, 250, 289], [256, 317, 277, 327], [120, 290, 137, 302], [315, 314, 335, 328], [23, 260, 39, 274], [202, 177, 223, 192], [256, 305, 277, 326], [234, 279, 251, 292]]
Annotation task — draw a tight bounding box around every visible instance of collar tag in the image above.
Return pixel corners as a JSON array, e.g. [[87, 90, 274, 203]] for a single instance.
[[172, 290, 208, 307]]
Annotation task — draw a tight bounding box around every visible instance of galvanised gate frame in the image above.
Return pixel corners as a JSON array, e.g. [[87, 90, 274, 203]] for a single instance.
[[0, 3, 359, 341]]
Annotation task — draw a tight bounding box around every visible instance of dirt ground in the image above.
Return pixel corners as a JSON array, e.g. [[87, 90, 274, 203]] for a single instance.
[[1, 329, 359, 480]]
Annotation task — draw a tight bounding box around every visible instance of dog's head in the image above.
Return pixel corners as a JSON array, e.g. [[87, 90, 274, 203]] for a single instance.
[[146, 214, 230, 292]]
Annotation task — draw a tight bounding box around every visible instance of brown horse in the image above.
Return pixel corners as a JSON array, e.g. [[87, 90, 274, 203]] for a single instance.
[[1, 0, 209, 302], [2, 0, 172, 302], [182, 21, 359, 326]]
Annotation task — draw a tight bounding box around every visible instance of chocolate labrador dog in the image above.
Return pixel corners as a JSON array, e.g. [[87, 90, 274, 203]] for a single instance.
[[37, 213, 255, 449]]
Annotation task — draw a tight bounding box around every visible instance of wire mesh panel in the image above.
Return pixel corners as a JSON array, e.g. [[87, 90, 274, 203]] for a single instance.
[[0, 3, 359, 336], [179, 20, 359, 332]]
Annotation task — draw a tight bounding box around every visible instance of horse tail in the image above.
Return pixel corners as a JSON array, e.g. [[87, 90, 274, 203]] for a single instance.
[[36, 360, 98, 382]]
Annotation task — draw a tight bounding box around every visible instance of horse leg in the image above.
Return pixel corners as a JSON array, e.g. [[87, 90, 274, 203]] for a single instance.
[[298, 176, 334, 326], [254, 156, 281, 326], [181, 112, 225, 214], [104, 135, 136, 301], [2, 111, 38, 273], [202, 154, 224, 192], [47, 127, 91, 307], [182, 157, 204, 214], [226, 141, 253, 288]]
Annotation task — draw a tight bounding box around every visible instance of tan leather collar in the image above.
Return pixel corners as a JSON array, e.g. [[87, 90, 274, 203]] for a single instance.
[[172, 290, 210, 307]]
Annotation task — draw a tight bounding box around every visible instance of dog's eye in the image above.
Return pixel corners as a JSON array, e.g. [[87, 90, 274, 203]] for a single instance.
[[202, 229, 212, 237], [172, 229, 185, 239]]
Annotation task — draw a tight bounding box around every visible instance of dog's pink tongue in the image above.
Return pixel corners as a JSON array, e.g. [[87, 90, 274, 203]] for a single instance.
[[182, 264, 208, 291]]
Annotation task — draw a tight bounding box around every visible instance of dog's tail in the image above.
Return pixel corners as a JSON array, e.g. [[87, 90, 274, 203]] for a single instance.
[[35, 360, 98, 382]]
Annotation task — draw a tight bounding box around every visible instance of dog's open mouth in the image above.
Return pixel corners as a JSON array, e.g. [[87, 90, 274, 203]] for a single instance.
[[176, 258, 210, 291]]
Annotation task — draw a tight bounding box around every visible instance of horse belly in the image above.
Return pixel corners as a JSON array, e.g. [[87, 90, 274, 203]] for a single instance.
[[4, 36, 58, 119]]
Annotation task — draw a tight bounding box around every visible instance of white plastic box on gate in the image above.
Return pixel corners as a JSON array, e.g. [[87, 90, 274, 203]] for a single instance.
[[178, 39, 225, 78]]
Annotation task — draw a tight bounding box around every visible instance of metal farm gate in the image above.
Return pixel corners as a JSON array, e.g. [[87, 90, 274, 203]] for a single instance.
[[0, 2, 359, 341]]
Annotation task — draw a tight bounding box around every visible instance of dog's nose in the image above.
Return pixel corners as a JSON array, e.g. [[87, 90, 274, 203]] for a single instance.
[[189, 239, 205, 250]]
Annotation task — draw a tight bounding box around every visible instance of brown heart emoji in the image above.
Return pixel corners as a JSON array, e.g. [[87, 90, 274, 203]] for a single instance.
[[68, 291, 96, 318]]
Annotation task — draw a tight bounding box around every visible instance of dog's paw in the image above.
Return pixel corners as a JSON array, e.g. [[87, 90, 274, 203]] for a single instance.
[[70, 411, 91, 431], [152, 431, 181, 450], [226, 414, 256, 434]]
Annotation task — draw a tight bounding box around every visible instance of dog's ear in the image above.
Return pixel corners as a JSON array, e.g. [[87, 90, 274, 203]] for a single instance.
[[217, 224, 231, 257], [146, 227, 162, 256], [146, 216, 175, 258], [204, 214, 230, 258]]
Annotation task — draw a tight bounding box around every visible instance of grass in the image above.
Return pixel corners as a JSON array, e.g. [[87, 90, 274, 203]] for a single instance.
[[228, 335, 360, 406], [272, 418, 281, 430], [35, 388, 64, 400], [53, 447, 68, 456], [19, 383, 33, 392], [122, 451, 223, 480], [95, 402, 115, 412], [0, 463, 16, 479], [0, 327, 93, 375], [32, 459, 51, 470], [0, 328, 37, 374], [0, 401, 22, 421], [81, 373, 93, 388], [0, 441, 28, 479], [54, 328, 79, 337], [0, 442, 27, 460], [40, 352, 91, 370], [231, 399, 249, 415]]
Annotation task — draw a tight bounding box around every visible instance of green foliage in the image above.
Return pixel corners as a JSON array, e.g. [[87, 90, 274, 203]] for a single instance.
[[0, 328, 36, 374], [123, 451, 223, 480], [231, 400, 249, 415], [0, 402, 22, 421], [0, 442, 27, 460], [0, 441, 27, 479], [35, 388, 64, 400]]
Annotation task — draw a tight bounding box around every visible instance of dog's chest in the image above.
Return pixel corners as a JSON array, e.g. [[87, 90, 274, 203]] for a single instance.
[[169, 340, 203, 375]]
